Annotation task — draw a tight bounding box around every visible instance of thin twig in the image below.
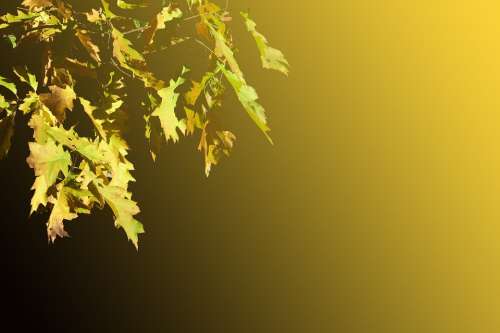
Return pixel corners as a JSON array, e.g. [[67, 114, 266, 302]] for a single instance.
[[183, 13, 203, 21], [123, 25, 149, 35], [143, 37, 192, 55], [195, 38, 219, 58], [110, 58, 133, 79], [183, 9, 225, 22]]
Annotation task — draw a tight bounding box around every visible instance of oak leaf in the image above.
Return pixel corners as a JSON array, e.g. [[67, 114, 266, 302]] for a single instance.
[[143, 5, 182, 45], [40, 85, 76, 123], [26, 139, 71, 213], [241, 12, 289, 75], [76, 30, 101, 64], [46, 184, 78, 243], [97, 183, 144, 250], [21, 0, 53, 10], [0, 0, 288, 249], [150, 68, 189, 143]]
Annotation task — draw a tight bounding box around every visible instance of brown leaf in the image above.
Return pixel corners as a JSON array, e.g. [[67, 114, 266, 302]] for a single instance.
[[185, 80, 202, 106], [198, 121, 236, 176], [196, 21, 210, 40], [40, 85, 76, 123], [21, 0, 53, 10], [76, 29, 101, 64], [47, 185, 77, 243], [0, 108, 15, 160]]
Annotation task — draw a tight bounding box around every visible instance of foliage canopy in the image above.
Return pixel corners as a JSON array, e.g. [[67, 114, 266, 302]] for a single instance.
[[0, 0, 288, 249]]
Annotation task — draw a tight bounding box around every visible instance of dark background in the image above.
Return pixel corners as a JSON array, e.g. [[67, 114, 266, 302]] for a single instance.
[[1, 1, 326, 331]]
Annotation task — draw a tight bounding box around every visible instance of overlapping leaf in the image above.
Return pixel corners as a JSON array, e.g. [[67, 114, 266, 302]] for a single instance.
[[0, 0, 288, 248]]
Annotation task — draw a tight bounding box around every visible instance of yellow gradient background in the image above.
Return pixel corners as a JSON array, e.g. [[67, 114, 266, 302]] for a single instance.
[[194, 0, 500, 331]]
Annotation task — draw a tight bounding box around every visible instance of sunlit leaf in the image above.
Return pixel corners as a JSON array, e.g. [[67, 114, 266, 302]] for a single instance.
[[0, 0, 287, 248], [241, 12, 289, 75], [150, 67, 189, 143]]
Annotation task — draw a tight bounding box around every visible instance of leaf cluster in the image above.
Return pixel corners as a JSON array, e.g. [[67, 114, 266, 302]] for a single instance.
[[0, 0, 288, 248]]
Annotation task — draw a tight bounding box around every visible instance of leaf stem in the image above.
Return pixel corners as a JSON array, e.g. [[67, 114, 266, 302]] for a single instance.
[[110, 58, 133, 79], [194, 38, 219, 58]]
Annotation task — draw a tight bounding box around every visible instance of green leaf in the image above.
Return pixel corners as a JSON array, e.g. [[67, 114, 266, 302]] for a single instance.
[[27, 104, 57, 143], [45, 126, 105, 162], [100, 0, 118, 19], [112, 27, 145, 64], [241, 12, 289, 75], [79, 97, 107, 140], [27, 139, 71, 213], [27, 139, 71, 188], [187, 0, 202, 8], [0, 75, 17, 96], [99, 135, 135, 189], [212, 28, 243, 78], [220, 65, 273, 143], [97, 183, 144, 250], [111, 27, 164, 89], [150, 67, 189, 143], [6, 35, 17, 48], [1, 10, 37, 24], [14, 66, 38, 91], [20, 92, 49, 117], [117, 0, 147, 10], [0, 0, 288, 248]]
